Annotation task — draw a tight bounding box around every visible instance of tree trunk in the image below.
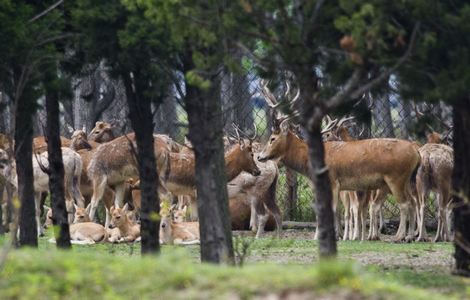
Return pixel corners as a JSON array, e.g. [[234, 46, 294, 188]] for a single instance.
[[44, 72, 71, 249], [15, 87, 37, 247], [284, 168, 298, 221], [184, 61, 234, 264], [305, 119, 337, 257], [452, 97, 470, 277], [123, 72, 160, 255], [373, 94, 395, 138]]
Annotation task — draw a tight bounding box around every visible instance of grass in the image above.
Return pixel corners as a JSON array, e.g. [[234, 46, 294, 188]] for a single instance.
[[0, 233, 468, 299]]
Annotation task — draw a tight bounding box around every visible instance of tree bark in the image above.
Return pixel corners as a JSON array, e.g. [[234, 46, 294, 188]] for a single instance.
[[284, 168, 298, 221], [373, 94, 395, 138], [452, 96, 470, 277], [184, 60, 234, 264], [15, 87, 37, 247], [305, 117, 337, 257], [44, 72, 71, 249], [123, 72, 160, 255]]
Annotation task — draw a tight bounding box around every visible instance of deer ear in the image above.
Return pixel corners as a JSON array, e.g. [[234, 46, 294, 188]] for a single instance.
[[43, 205, 50, 212], [122, 203, 129, 212], [182, 206, 187, 213], [110, 205, 115, 214], [85, 204, 91, 214], [73, 203, 78, 211], [239, 139, 246, 150]]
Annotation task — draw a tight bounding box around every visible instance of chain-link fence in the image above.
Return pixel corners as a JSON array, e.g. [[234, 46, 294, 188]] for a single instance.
[[151, 70, 453, 226]]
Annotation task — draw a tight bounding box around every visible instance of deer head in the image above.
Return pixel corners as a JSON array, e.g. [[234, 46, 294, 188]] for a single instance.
[[109, 203, 130, 228], [71, 130, 93, 151], [88, 121, 115, 143], [73, 203, 91, 223]]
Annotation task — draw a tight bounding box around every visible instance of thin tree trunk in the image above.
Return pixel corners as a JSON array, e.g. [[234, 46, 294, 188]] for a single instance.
[[15, 87, 37, 247], [184, 60, 234, 264], [123, 72, 160, 255], [285, 168, 298, 220], [305, 120, 337, 257], [44, 72, 71, 249], [452, 97, 470, 277], [373, 94, 395, 138]]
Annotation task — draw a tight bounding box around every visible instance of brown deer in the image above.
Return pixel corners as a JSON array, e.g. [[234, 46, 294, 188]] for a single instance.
[[258, 81, 421, 242], [163, 136, 261, 221], [87, 133, 170, 221], [416, 143, 453, 242], [109, 203, 140, 243], [227, 153, 280, 238]]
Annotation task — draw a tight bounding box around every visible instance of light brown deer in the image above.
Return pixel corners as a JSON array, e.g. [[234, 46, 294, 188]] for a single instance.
[[0, 147, 84, 235], [68, 222, 108, 244], [159, 214, 199, 245], [109, 203, 140, 243], [416, 143, 453, 242], [258, 82, 421, 241], [88, 121, 116, 143], [70, 129, 119, 227], [33, 136, 71, 154], [87, 133, 170, 221], [73, 204, 92, 223]]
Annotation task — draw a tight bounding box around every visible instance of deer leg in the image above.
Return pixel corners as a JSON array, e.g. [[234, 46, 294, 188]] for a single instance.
[[89, 176, 107, 221], [416, 187, 428, 242], [342, 192, 350, 241], [34, 192, 44, 236], [255, 214, 269, 239], [352, 199, 360, 240], [114, 184, 126, 208], [249, 195, 258, 233]]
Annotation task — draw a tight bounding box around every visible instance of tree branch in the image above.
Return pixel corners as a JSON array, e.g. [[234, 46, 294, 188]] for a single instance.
[[326, 22, 420, 110], [28, 0, 64, 23]]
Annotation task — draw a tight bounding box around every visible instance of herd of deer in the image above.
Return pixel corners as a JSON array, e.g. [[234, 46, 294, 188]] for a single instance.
[[0, 85, 454, 245]]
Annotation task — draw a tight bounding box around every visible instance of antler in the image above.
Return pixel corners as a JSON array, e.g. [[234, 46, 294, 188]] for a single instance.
[[321, 115, 338, 134], [336, 116, 356, 129]]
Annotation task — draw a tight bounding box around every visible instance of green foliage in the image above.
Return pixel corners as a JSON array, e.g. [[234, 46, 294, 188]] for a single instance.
[[0, 245, 462, 300]]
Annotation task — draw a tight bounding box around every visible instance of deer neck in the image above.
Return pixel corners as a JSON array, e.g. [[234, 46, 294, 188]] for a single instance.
[[117, 217, 132, 235], [282, 133, 310, 177], [224, 146, 244, 181]]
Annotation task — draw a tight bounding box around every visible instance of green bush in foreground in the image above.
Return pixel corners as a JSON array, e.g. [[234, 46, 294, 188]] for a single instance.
[[0, 248, 464, 300]]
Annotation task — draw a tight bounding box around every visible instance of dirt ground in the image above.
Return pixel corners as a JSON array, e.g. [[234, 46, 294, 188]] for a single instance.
[[232, 229, 454, 271]]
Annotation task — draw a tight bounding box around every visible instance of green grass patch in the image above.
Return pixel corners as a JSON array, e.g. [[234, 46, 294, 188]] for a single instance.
[[0, 247, 466, 300]]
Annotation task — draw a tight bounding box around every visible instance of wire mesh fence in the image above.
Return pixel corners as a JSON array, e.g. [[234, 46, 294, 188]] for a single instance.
[[153, 69, 453, 225]]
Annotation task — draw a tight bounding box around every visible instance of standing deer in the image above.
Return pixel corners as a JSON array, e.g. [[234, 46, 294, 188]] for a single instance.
[[88, 121, 116, 143], [0, 148, 84, 235], [416, 143, 454, 242], [258, 81, 421, 242], [87, 133, 170, 221]]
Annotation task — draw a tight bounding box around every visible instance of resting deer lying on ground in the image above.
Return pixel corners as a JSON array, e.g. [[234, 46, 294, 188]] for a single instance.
[[108, 203, 140, 243], [87, 133, 170, 221], [416, 143, 453, 242], [159, 214, 199, 245], [0, 148, 84, 235], [258, 81, 421, 242]]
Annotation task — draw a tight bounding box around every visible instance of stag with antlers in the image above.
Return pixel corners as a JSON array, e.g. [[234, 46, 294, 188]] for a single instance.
[[258, 80, 421, 242]]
